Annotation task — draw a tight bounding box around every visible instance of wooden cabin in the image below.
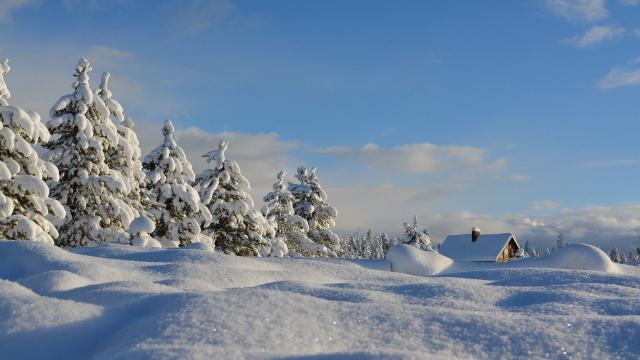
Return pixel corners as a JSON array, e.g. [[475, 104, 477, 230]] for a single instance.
[[439, 228, 521, 263]]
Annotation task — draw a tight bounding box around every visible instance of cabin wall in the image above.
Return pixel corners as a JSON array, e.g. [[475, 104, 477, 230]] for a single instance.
[[496, 239, 519, 263]]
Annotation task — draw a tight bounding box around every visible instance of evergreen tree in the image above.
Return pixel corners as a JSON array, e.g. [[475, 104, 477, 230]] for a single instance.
[[95, 72, 147, 216], [194, 140, 272, 256], [288, 166, 341, 256], [0, 58, 66, 243], [142, 119, 212, 247], [557, 233, 566, 249], [44, 58, 135, 247], [609, 248, 621, 263], [262, 170, 326, 256], [402, 215, 433, 251], [381, 232, 396, 255], [362, 229, 373, 259], [372, 232, 385, 259]]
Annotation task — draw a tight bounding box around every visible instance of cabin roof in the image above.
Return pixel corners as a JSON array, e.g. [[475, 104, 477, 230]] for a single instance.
[[439, 233, 520, 262]]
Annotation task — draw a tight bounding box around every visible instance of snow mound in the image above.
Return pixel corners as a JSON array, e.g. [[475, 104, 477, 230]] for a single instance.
[[183, 242, 214, 252], [512, 243, 619, 273], [385, 244, 453, 276]]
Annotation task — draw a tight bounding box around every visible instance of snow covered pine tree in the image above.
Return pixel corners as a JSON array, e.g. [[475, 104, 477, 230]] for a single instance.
[[262, 170, 326, 256], [288, 166, 341, 256], [402, 215, 434, 251], [0, 58, 66, 243], [194, 140, 273, 256], [142, 119, 212, 247], [45, 58, 136, 247], [95, 72, 148, 217]]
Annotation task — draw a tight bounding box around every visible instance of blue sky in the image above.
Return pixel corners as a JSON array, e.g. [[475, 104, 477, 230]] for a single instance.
[[1, 0, 640, 250]]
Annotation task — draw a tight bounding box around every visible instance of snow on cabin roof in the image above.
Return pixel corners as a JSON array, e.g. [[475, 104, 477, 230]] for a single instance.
[[439, 233, 519, 262]]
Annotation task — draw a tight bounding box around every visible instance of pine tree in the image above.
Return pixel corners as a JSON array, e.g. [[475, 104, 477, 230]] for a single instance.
[[381, 232, 396, 254], [0, 58, 66, 243], [194, 140, 272, 256], [609, 248, 621, 263], [44, 58, 135, 247], [95, 72, 147, 216], [402, 215, 433, 251], [288, 166, 341, 256], [361, 229, 373, 259], [262, 170, 326, 256], [142, 119, 212, 247], [557, 233, 566, 249], [372, 232, 385, 259]]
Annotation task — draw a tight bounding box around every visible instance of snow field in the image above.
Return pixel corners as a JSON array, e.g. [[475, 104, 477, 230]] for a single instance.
[[1, 240, 639, 359]]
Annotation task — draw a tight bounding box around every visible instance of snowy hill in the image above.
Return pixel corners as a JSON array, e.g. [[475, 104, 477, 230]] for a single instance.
[[1, 241, 639, 359]]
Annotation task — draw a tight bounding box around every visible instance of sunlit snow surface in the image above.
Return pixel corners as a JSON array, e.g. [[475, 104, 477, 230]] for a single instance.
[[0, 241, 639, 359]]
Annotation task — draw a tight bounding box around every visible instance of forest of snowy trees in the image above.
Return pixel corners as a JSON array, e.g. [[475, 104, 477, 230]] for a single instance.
[[1, 57, 640, 264], [0, 58, 345, 257]]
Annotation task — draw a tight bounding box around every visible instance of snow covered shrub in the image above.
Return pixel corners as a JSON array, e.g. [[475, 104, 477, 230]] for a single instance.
[[288, 166, 341, 257], [142, 120, 212, 248], [402, 215, 433, 251], [194, 140, 272, 256], [262, 170, 326, 257], [0, 58, 65, 244], [95, 72, 148, 216], [129, 215, 162, 248], [44, 58, 136, 247]]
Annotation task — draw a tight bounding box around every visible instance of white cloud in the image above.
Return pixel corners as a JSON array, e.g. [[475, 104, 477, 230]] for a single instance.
[[0, 0, 33, 23], [543, 0, 608, 22], [598, 64, 640, 89], [571, 25, 625, 47], [620, 0, 640, 5], [311, 142, 507, 175]]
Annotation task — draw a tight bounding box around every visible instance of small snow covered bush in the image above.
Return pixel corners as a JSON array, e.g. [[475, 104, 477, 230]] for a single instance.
[[129, 215, 161, 248], [402, 215, 434, 251]]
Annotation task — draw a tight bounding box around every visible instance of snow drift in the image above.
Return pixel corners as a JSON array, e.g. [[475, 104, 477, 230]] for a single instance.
[[0, 240, 639, 359], [385, 244, 453, 276]]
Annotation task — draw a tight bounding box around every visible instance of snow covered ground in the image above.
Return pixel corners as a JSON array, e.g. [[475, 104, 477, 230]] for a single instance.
[[1, 241, 639, 359]]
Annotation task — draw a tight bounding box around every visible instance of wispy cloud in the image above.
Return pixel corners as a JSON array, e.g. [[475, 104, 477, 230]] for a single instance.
[[620, 0, 640, 5], [0, 0, 34, 23], [570, 25, 626, 47], [598, 60, 640, 89], [310, 142, 507, 175], [543, 0, 608, 22]]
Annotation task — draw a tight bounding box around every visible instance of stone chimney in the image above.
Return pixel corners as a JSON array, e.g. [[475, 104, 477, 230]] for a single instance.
[[472, 227, 481, 242]]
